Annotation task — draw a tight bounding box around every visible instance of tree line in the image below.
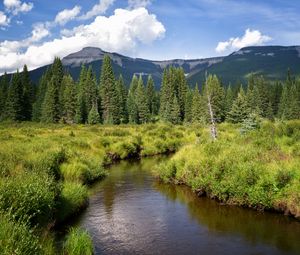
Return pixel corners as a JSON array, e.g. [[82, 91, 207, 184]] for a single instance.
[[0, 55, 299, 124]]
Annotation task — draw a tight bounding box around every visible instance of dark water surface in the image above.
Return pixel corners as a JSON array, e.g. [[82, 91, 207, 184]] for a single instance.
[[73, 156, 300, 255]]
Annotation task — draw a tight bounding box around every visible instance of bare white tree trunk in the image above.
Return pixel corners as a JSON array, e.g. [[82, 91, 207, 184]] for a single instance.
[[207, 95, 217, 141]]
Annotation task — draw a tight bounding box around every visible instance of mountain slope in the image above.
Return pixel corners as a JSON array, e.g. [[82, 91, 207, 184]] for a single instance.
[[27, 45, 300, 88], [188, 46, 300, 85], [28, 47, 223, 88]]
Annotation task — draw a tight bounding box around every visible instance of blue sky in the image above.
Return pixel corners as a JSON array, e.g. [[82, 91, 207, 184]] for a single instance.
[[0, 0, 300, 73]]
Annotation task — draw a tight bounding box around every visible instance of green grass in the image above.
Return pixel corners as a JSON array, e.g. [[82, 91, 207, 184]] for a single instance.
[[156, 121, 300, 219], [57, 182, 89, 223], [0, 122, 193, 253], [0, 212, 51, 255], [63, 227, 94, 255]]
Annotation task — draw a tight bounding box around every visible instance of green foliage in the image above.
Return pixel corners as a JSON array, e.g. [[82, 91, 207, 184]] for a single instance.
[[21, 65, 34, 121], [100, 55, 119, 124], [203, 74, 225, 123], [116, 75, 128, 123], [160, 67, 188, 122], [88, 103, 100, 124], [32, 68, 52, 121], [156, 121, 300, 217], [41, 75, 61, 123], [184, 88, 193, 123], [62, 74, 77, 123], [127, 75, 139, 123], [0, 172, 58, 226], [5, 71, 23, 121], [63, 227, 94, 255], [146, 75, 156, 115], [170, 96, 181, 124], [135, 76, 150, 123], [0, 73, 9, 120], [57, 182, 88, 223], [240, 112, 261, 134], [191, 84, 204, 123], [0, 213, 42, 255], [227, 87, 249, 123]]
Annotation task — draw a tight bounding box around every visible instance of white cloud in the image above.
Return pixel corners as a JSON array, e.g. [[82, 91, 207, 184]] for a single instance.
[[216, 29, 272, 53], [128, 0, 152, 9], [55, 6, 81, 25], [0, 7, 165, 73], [0, 23, 49, 56], [79, 0, 115, 20], [0, 11, 9, 26], [4, 0, 33, 15]]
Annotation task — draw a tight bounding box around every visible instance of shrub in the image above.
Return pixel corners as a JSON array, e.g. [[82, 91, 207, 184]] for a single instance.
[[63, 227, 93, 255]]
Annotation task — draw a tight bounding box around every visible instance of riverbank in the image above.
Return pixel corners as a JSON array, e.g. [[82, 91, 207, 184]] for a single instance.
[[156, 121, 300, 219], [0, 122, 196, 254]]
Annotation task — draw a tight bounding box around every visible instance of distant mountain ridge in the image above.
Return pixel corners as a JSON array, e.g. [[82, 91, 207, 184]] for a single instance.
[[25, 45, 300, 88]]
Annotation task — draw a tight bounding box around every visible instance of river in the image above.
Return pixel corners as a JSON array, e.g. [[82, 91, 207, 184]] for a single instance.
[[65, 156, 300, 255]]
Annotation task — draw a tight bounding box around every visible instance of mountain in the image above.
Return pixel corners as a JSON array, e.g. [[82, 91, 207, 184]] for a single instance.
[[25, 45, 300, 88], [188, 46, 300, 85]]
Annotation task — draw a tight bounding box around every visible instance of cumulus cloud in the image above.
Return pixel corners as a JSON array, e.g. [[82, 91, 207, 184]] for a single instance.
[[79, 0, 115, 20], [0, 23, 49, 55], [0, 11, 9, 26], [216, 29, 272, 53], [55, 6, 81, 25], [3, 0, 33, 15], [128, 0, 152, 9], [0, 7, 165, 73]]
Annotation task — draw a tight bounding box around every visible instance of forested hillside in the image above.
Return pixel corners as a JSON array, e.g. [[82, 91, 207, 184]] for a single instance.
[[0, 55, 299, 125]]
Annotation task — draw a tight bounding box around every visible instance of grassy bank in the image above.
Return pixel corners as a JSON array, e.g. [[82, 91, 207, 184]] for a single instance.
[[156, 121, 300, 219], [0, 122, 194, 254]]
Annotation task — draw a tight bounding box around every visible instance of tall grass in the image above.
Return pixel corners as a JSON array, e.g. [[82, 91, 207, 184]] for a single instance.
[[156, 121, 300, 218], [63, 227, 94, 255]]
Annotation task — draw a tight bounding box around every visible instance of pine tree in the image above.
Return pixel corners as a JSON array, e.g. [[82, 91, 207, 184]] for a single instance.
[[177, 68, 188, 121], [6, 71, 23, 121], [88, 103, 100, 124], [170, 96, 181, 124], [32, 68, 52, 121], [62, 74, 76, 123], [227, 87, 249, 123], [75, 65, 88, 123], [224, 85, 234, 120], [116, 75, 128, 123], [100, 55, 119, 124], [146, 75, 156, 115], [191, 84, 203, 123], [85, 66, 98, 113], [135, 76, 150, 123], [288, 84, 300, 119], [278, 72, 300, 120], [256, 76, 270, 117], [41, 76, 60, 123], [272, 81, 283, 117], [184, 88, 193, 123], [21, 65, 34, 120], [0, 73, 9, 120], [127, 75, 139, 123], [266, 101, 274, 121], [159, 67, 187, 122]]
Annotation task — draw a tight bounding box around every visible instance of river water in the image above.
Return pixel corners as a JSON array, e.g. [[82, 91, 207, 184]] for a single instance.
[[71, 156, 300, 255]]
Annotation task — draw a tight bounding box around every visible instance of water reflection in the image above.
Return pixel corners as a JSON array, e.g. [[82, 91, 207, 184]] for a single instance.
[[75, 156, 300, 255]]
